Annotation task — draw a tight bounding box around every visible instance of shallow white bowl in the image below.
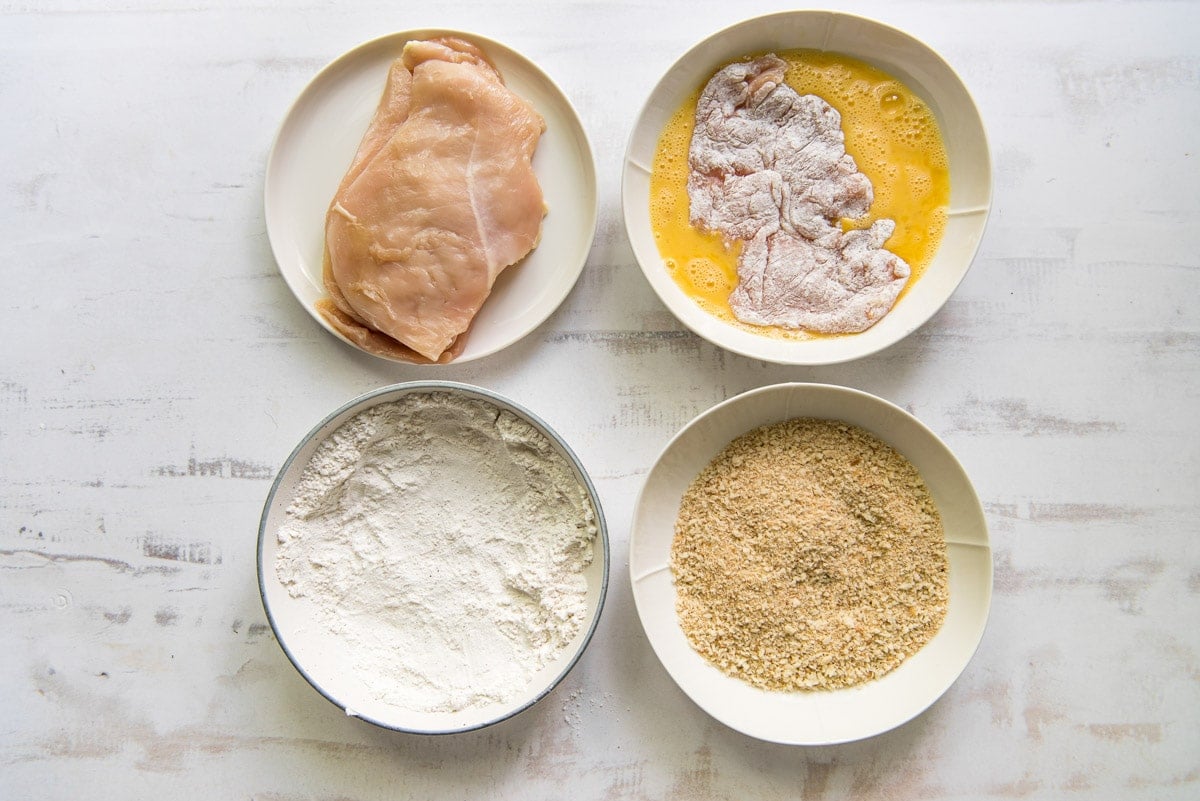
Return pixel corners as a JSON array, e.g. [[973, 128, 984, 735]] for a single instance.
[[265, 31, 598, 363], [629, 382, 991, 744], [258, 381, 609, 733], [622, 11, 991, 365]]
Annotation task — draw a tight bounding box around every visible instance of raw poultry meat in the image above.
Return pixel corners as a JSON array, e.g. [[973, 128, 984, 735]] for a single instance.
[[318, 37, 546, 362], [688, 54, 910, 333]]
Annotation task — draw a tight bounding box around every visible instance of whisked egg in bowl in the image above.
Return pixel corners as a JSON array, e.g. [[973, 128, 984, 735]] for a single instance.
[[622, 11, 991, 365]]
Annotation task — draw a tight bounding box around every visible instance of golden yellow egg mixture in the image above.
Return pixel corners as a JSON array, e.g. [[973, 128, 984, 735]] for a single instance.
[[650, 50, 950, 339]]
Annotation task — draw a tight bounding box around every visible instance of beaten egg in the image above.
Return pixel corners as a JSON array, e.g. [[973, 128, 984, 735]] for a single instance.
[[650, 49, 950, 340]]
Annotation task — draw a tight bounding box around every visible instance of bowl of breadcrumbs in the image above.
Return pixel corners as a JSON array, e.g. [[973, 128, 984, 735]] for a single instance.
[[629, 382, 991, 745]]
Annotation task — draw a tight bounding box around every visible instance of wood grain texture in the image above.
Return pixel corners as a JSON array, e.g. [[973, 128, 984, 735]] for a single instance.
[[1, 1, 1197, 799]]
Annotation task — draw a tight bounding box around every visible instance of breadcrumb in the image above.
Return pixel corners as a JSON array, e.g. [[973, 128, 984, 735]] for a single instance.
[[671, 418, 948, 691]]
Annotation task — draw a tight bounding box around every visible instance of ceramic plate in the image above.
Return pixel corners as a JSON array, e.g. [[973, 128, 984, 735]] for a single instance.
[[629, 382, 991, 744], [265, 32, 597, 363], [622, 11, 991, 364], [258, 382, 609, 733]]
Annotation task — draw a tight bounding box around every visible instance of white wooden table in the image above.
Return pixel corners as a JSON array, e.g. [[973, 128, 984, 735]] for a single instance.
[[3, 2, 1197, 798]]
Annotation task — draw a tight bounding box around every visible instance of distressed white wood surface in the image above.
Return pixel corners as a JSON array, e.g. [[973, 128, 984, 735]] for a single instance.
[[2, 1, 1197, 798]]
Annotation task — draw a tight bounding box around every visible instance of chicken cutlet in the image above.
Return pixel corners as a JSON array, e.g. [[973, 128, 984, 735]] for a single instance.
[[688, 54, 909, 334], [318, 37, 547, 363]]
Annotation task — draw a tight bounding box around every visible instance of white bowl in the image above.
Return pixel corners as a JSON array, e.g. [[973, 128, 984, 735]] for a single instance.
[[622, 11, 991, 365], [265, 31, 598, 363], [258, 381, 609, 733], [629, 382, 991, 744]]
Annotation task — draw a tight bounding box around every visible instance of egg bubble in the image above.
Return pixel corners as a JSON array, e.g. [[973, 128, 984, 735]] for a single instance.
[[686, 258, 731, 292]]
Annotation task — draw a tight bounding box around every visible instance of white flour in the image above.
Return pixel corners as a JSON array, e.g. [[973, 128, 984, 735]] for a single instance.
[[275, 391, 597, 713]]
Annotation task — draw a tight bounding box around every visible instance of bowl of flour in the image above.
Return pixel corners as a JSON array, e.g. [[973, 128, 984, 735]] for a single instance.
[[258, 381, 608, 733]]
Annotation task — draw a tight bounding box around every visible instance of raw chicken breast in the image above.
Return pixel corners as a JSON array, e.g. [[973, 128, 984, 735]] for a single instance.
[[319, 37, 547, 362], [688, 55, 909, 334]]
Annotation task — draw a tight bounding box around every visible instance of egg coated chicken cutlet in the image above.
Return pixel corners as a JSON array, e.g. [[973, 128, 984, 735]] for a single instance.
[[688, 54, 909, 334]]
